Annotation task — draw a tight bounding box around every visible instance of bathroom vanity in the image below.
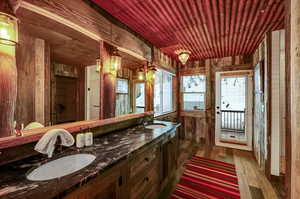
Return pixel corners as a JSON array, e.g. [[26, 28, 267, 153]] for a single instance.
[[0, 120, 180, 199]]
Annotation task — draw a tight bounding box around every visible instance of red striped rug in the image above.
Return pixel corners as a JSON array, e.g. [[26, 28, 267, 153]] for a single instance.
[[171, 155, 240, 199]]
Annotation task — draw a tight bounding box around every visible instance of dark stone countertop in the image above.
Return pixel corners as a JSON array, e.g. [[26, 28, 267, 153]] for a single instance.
[[0, 120, 180, 199]]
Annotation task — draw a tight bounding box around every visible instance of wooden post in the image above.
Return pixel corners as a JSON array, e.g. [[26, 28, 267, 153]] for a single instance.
[[0, 0, 18, 137], [289, 0, 300, 198], [99, 41, 116, 119], [205, 60, 213, 145], [285, 0, 292, 197], [145, 62, 154, 112], [0, 45, 17, 138]]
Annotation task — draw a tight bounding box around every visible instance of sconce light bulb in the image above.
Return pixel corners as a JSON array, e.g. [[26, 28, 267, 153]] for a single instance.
[[138, 75, 143, 80], [0, 28, 10, 40]]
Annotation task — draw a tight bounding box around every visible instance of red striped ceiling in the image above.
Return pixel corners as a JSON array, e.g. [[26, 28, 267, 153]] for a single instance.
[[92, 0, 285, 60]]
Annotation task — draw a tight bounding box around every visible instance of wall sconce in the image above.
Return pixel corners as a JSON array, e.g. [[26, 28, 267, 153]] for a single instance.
[[0, 1, 18, 46], [147, 66, 157, 81], [110, 50, 122, 72], [96, 58, 101, 72], [137, 68, 144, 80]]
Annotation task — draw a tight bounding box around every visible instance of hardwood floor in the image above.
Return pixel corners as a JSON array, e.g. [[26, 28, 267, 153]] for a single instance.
[[160, 143, 280, 199]]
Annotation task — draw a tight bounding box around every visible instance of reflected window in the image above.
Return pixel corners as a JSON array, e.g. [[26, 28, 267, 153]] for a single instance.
[[116, 78, 130, 116], [135, 82, 145, 113], [181, 75, 206, 110], [154, 69, 173, 116]]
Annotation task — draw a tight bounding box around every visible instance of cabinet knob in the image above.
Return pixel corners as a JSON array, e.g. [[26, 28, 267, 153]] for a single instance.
[[144, 177, 149, 182]]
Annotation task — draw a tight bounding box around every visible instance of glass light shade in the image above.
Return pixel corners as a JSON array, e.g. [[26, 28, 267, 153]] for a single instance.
[[111, 51, 122, 71], [138, 71, 144, 80], [0, 12, 18, 46], [96, 58, 101, 72], [178, 52, 190, 65]]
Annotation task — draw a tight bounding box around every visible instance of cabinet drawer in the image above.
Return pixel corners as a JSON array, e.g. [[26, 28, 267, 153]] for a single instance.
[[129, 159, 160, 199], [129, 145, 159, 179]]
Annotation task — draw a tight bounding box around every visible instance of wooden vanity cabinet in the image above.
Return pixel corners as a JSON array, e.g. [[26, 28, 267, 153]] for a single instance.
[[127, 142, 161, 199], [62, 164, 122, 199], [160, 129, 179, 189], [60, 129, 179, 199]]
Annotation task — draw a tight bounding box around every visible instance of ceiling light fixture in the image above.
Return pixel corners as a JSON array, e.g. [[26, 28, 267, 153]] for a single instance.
[[175, 49, 191, 65]]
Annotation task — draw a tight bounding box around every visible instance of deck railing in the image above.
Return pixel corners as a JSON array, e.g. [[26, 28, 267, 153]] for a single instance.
[[221, 110, 245, 132]]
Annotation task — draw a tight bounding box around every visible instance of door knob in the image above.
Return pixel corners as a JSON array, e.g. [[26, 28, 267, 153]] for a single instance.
[[217, 111, 220, 114]]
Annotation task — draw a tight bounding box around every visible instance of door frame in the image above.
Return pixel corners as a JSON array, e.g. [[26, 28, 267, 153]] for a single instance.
[[215, 70, 253, 151]]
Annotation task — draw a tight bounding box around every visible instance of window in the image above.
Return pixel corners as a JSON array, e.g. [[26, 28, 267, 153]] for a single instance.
[[116, 78, 130, 116], [135, 82, 145, 113], [181, 75, 206, 110], [154, 69, 173, 115]]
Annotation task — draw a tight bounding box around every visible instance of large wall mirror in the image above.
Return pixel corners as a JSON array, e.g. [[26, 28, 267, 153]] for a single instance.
[[0, 8, 147, 138]]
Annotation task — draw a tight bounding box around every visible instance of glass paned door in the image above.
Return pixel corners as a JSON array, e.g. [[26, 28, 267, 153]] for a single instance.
[[215, 71, 253, 150]]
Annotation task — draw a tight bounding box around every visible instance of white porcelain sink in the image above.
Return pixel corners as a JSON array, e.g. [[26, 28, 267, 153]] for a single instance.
[[145, 124, 166, 129], [27, 154, 96, 181]]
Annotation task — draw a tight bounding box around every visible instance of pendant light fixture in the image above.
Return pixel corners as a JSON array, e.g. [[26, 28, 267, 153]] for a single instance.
[[137, 67, 144, 80], [111, 50, 122, 72], [0, 0, 18, 46], [96, 58, 101, 72], [149, 66, 157, 80], [175, 49, 191, 65]]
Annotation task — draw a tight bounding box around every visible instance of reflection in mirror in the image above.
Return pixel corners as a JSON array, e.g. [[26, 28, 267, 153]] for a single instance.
[[135, 82, 145, 113], [85, 65, 100, 120], [116, 78, 130, 116], [0, 8, 148, 139]]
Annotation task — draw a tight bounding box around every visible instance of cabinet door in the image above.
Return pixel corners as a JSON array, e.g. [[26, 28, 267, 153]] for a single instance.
[[62, 168, 121, 199]]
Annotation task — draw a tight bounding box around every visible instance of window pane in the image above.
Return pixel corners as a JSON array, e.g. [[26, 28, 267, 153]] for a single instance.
[[221, 76, 246, 111], [182, 75, 205, 92], [163, 73, 172, 112], [135, 83, 145, 113], [154, 69, 173, 115], [183, 93, 205, 110], [116, 78, 128, 93], [154, 70, 163, 113], [116, 94, 130, 116]]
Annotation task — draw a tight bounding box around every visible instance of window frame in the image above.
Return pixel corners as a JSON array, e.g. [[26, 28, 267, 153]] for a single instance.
[[154, 69, 174, 116], [181, 74, 206, 111]]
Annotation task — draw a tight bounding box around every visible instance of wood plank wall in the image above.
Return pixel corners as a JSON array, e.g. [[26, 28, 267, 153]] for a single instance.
[[179, 55, 253, 146], [15, 26, 51, 128]]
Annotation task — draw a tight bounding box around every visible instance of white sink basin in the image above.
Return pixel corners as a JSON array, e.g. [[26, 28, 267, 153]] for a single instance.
[[145, 124, 166, 129], [27, 154, 96, 181]]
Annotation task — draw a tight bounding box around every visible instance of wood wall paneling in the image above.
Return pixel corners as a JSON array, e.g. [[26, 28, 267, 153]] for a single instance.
[[34, 38, 45, 124]]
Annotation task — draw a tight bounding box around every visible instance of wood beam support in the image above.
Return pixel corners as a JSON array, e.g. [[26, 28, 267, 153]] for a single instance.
[[0, 45, 17, 138], [288, 0, 300, 198], [145, 62, 154, 112], [99, 41, 116, 119], [0, 0, 18, 137]]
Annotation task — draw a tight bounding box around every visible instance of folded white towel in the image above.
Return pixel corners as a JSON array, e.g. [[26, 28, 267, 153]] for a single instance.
[[34, 129, 75, 158]]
